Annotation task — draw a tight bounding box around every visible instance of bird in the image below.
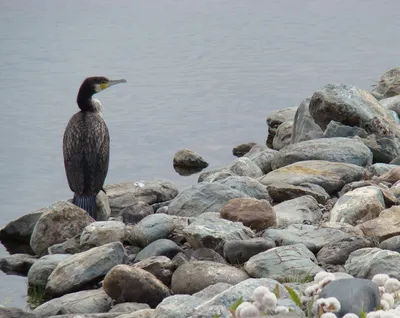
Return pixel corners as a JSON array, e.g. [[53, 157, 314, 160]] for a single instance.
[[63, 76, 126, 220]]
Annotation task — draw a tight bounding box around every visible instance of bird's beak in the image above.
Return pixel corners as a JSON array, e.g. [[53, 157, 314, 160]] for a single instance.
[[100, 79, 127, 90]]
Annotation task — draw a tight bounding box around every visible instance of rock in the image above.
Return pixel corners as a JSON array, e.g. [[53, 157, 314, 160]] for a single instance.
[[316, 236, 374, 265], [80, 221, 127, 249], [356, 205, 400, 242], [318, 278, 380, 318], [258, 160, 365, 195], [361, 134, 400, 163], [104, 180, 179, 215], [329, 186, 385, 226], [267, 182, 330, 204], [103, 264, 170, 307], [115, 309, 155, 318], [185, 248, 227, 264], [168, 183, 248, 217], [345, 247, 400, 280], [374, 67, 400, 98], [232, 142, 257, 157], [273, 195, 323, 228], [109, 303, 150, 313], [323, 121, 368, 138], [216, 176, 271, 201], [197, 167, 234, 183], [153, 294, 204, 318], [272, 120, 293, 150], [30, 201, 94, 257], [228, 157, 264, 178], [266, 107, 298, 146], [173, 149, 208, 169], [46, 242, 126, 297], [127, 213, 175, 248], [379, 236, 400, 252], [244, 148, 277, 174], [380, 95, 400, 116], [244, 144, 269, 156], [133, 256, 173, 286], [171, 261, 249, 295], [223, 238, 276, 264], [192, 282, 233, 300], [367, 163, 398, 177], [244, 244, 323, 282], [96, 190, 112, 221], [373, 166, 400, 184], [220, 198, 276, 232], [320, 222, 365, 237], [117, 201, 154, 225], [262, 224, 351, 253], [46, 314, 122, 318], [0, 307, 35, 318], [291, 98, 324, 144], [135, 239, 183, 262], [47, 235, 82, 255], [270, 137, 373, 170], [28, 254, 70, 288], [182, 214, 254, 254], [0, 253, 36, 275], [188, 305, 232, 318], [0, 209, 43, 243]]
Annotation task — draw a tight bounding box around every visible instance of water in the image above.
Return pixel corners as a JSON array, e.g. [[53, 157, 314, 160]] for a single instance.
[[1, 0, 399, 308]]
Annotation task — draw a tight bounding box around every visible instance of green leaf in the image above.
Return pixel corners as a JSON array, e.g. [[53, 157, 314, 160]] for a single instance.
[[229, 296, 243, 312], [360, 311, 367, 318], [273, 283, 281, 299], [284, 285, 302, 307], [307, 297, 314, 318], [213, 315, 220, 318]]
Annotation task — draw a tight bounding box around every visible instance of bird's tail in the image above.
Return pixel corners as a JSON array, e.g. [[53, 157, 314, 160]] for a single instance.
[[73, 194, 97, 220]]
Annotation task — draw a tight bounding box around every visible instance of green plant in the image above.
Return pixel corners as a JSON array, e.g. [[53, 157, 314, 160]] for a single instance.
[[27, 284, 46, 308]]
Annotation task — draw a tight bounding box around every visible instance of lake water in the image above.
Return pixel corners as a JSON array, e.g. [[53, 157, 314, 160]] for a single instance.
[[1, 0, 399, 309]]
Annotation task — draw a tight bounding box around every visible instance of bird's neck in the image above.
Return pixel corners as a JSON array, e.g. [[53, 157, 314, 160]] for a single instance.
[[77, 97, 96, 112]]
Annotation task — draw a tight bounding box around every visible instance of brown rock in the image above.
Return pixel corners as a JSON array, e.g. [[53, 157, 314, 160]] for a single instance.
[[232, 142, 257, 157], [373, 166, 400, 184], [220, 198, 276, 232]]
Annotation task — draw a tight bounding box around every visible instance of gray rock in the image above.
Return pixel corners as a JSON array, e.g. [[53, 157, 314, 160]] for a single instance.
[[258, 160, 365, 195], [117, 202, 154, 225], [115, 309, 154, 318], [48, 314, 121, 318], [223, 238, 275, 264], [368, 163, 399, 176], [232, 142, 257, 157], [0, 307, 36, 318], [96, 190, 112, 221], [374, 67, 400, 98], [153, 294, 203, 318], [103, 264, 170, 307], [168, 183, 248, 217], [380, 95, 400, 116], [272, 120, 293, 150], [188, 305, 232, 318], [273, 195, 323, 228], [47, 235, 82, 255], [185, 248, 227, 264], [0, 253, 36, 275], [0, 209, 43, 243], [135, 239, 183, 262], [173, 149, 208, 168], [321, 222, 365, 237], [244, 148, 277, 174], [33, 289, 112, 317], [28, 254, 70, 288], [323, 121, 368, 138], [262, 224, 351, 253], [271, 137, 373, 170], [171, 261, 249, 295], [291, 98, 324, 144], [133, 256, 173, 286], [182, 214, 254, 255], [127, 213, 175, 248], [104, 180, 179, 215], [318, 278, 380, 318], [109, 302, 150, 313], [361, 134, 400, 163], [329, 186, 385, 225], [316, 236, 374, 265], [46, 242, 126, 297], [197, 167, 234, 183], [244, 244, 323, 282], [80, 221, 127, 249], [379, 235, 400, 252], [267, 182, 330, 204], [228, 157, 264, 178], [192, 282, 233, 300], [216, 176, 271, 200], [266, 107, 298, 146], [30, 201, 94, 257]]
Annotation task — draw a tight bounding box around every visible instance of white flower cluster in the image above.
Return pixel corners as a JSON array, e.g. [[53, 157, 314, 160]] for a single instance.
[[304, 271, 337, 299]]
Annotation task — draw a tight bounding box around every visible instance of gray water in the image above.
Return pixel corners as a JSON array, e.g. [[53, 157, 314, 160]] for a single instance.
[[1, 0, 399, 308]]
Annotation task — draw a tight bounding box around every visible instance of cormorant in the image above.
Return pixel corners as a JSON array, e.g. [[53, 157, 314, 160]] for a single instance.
[[63, 76, 126, 220]]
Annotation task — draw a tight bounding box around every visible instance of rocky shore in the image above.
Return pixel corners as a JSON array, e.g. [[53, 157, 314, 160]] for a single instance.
[[2, 68, 400, 317]]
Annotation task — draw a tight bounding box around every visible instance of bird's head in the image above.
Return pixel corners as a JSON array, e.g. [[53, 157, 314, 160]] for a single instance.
[[78, 76, 127, 98]]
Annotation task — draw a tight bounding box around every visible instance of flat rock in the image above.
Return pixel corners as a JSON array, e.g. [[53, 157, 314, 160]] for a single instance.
[[0, 307, 36, 318], [0, 209, 43, 243], [135, 239, 183, 262], [216, 176, 271, 201], [329, 186, 385, 226], [28, 254, 70, 288], [323, 120, 368, 138], [272, 120, 293, 150], [46, 241, 126, 297], [168, 183, 248, 217], [267, 182, 330, 204], [47, 235, 82, 255], [33, 289, 112, 317], [80, 221, 127, 249], [153, 294, 204, 318], [258, 160, 365, 195], [273, 195, 323, 228], [103, 264, 170, 307], [117, 201, 154, 225], [133, 256, 173, 286], [109, 302, 150, 313], [379, 236, 400, 252], [171, 261, 249, 295], [223, 238, 276, 265], [227, 157, 264, 178], [220, 198, 276, 232], [104, 180, 179, 215], [244, 148, 277, 174], [374, 67, 400, 98], [271, 137, 373, 170], [262, 224, 351, 253]]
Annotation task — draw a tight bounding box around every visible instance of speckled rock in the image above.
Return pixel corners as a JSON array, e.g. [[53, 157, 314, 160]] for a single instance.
[[80, 221, 127, 249], [244, 148, 277, 174], [228, 157, 264, 178], [216, 176, 271, 201]]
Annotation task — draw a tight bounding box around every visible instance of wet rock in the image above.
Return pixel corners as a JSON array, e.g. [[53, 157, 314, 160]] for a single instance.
[[103, 264, 170, 307], [232, 142, 257, 157], [153, 294, 204, 318], [216, 176, 271, 201], [33, 289, 111, 317], [267, 182, 330, 204], [316, 236, 374, 265], [80, 221, 127, 249], [173, 149, 208, 169], [0, 253, 36, 275], [185, 248, 227, 264], [374, 67, 400, 98], [30, 201, 94, 257], [362, 134, 400, 163], [266, 107, 298, 146], [379, 235, 400, 252], [367, 163, 398, 177], [135, 239, 183, 262], [133, 256, 173, 286], [0, 307, 36, 318], [168, 183, 248, 217], [223, 238, 276, 264], [171, 261, 249, 295], [104, 180, 179, 215], [272, 120, 293, 150], [47, 235, 82, 255], [273, 195, 323, 228], [228, 157, 263, 178], [244, 148, 277, 174], [329, 186, 385, 226], [244, 243, 323, 282], [96, 190, 112, 221], [28, 254, 70, 288], [117, 202, 154, 225], [109, 302, 150, 313], [0, 209, 43, 243], [323, 120, 368, 138], [258, 160, 365, 195], [46, 241, 126, 297], [220, 197, 276, 232], [271, 137, 373, 170], [127, 213, 175, 248]]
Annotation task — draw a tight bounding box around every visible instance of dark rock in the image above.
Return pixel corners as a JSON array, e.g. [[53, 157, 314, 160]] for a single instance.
[[47, 235, 82, 255], [171, 252, 190, 269], [117, 202, 154, 225], [223, 238, 275, 264], [267, 182, 330, 204], [173, 149, 208, 169], [0, 210, 43, 243], [185, 248, 227, 264], [379, 235, 400, 252], [135, 239, 183, 262], [133, 256, 174, 286], [0, 253, 37, 275], [232, 142, 257, 157], [216, 176, 271, 201], [266, 107, 298, 146], [323, 121, 368, 138], [361, 134, 400, 163], [272, 120, 293, 150]]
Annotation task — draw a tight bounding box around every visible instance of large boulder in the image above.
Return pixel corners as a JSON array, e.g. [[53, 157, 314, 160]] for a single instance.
[[215, 176, 271, 201], [28, 254, 70, 288], [227, 157, 264, 178], [173, 149, 208, 169], [80, 221, 127, 248], [0, 209, 43, 243]]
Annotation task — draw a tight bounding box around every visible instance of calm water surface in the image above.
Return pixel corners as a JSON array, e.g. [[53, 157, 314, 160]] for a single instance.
[[1, 0, 399, 308]]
